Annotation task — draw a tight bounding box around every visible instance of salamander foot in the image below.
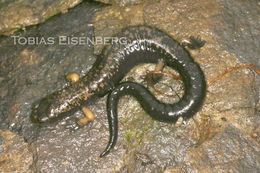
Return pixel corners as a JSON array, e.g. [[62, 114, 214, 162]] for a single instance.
[[181, 36, 206, 50], [140, 59, 165, 87]]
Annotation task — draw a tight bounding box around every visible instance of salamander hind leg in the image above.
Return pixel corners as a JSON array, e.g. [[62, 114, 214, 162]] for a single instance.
[[141, 59, 165, 86], [152, 59, 165, 82], [181, 36, 206, 50]]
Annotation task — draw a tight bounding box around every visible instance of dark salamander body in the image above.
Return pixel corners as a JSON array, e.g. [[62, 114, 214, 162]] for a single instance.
[[31, 26, 206, 157]]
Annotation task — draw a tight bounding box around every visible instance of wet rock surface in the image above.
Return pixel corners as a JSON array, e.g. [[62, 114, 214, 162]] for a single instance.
[[95, 0, 158, 7], [0, 0, 83, 35], [0, 0, 259, 172], [166, 125, 260, 173], [214, 0, 260, 69]]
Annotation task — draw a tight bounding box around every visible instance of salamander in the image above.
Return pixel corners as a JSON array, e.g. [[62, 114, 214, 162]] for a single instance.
[[31, 25, 206, 157]]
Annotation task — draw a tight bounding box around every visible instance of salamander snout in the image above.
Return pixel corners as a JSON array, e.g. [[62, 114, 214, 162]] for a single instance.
[[31, 96, 54, 123], [31, 103, 47, 123]]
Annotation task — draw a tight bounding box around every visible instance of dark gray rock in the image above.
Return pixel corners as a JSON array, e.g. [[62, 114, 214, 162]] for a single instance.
[[214, 0, 260, 68]]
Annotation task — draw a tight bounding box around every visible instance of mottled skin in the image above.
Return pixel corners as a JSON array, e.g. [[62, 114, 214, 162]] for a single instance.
[[31, 26, 206, 157]]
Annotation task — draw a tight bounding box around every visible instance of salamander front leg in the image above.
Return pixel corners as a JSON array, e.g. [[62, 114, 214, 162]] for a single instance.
[[65, 107, 95, 131], [66, 72, 80, 84], [77, 107, 95, 127], [100, 91, 118, 157], [65, 72, 95, 127]]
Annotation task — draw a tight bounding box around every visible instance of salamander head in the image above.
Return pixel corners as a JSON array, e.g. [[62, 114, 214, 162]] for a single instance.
[[31, 95, 56, 124]]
